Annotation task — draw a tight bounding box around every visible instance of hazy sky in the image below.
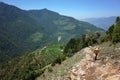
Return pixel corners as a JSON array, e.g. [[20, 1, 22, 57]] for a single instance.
[[0, 0, 120, 19]]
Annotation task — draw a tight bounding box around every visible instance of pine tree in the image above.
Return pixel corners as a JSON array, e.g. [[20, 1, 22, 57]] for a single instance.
[[116, 16, 120, 23], [106, 24, 114, 40], [112, 17, 120, 43]]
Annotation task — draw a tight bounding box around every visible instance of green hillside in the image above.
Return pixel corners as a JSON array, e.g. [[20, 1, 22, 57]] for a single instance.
[[28, 9, 104, 41], [103, 16, 120, 43], [0, 44, 64, 80], [0, 2, 104, 62], [0, 2, 119, 79], [0, 31, 102, 80], [0, 2, 46, 61]]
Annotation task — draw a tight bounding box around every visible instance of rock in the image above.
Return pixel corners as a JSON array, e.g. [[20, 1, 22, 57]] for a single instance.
[[66, 47, 120, 80]]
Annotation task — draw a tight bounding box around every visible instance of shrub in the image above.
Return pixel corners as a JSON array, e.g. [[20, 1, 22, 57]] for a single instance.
[[48, 67, 53, 72], [51, 54, 66, 66], [64, 32, 101, 56]]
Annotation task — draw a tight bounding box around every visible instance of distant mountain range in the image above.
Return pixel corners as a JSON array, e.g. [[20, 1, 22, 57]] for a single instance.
[[81, 16, 116, 30], [0, 2, 104, 61]]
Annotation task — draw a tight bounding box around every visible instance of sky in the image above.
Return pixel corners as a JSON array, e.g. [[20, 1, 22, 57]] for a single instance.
[[0, 0, 120, 19]]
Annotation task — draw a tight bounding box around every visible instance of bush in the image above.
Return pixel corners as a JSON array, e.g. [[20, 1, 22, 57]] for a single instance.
[[22, 69, 45, 80], [51, 54, 66, 66], [64, 38, 81, 55], [64, 32, 101, 56], [103, 16, 120, 43], [48, 67, 53, 72]]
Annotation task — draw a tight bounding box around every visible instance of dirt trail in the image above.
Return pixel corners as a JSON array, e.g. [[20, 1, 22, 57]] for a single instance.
[[66, 47, 120, 80]]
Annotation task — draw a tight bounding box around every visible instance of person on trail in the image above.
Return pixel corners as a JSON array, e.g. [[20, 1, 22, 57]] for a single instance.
[[93, 47, 100, 61]]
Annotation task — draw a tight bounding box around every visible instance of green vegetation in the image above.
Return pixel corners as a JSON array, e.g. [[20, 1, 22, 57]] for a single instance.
[[103, 16, 120, 43], [37, 46, 85, 80], [51, 54, 66, 66], [112, 17, 120, 43], [36, 16, 120, 80], [36, 41, 120, 80], [0, 2, 104, 62], [48, 66, 53, 72], [11, 16, 119, 80], [0, 2, 106, 80], [64, 32, 101, 56], [0, 44, 65, 80], [41, 44, 64, 64], [30, 32, 43, 43], [63, 23, 76, 30], [64, 16, 120, 57]]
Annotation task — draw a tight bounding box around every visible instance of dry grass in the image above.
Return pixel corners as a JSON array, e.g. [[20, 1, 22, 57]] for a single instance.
[[36, 48, 86, 80], [98, 42, 120, 69], [36, 42, 120, 80]]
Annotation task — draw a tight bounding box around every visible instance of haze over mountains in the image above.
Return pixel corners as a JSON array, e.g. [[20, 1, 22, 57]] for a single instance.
[[0, 2, 104, 61], [82, 16, 116, 30]]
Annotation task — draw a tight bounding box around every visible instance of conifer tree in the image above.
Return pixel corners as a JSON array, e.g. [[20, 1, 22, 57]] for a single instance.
[[112, 17, 120, 43]]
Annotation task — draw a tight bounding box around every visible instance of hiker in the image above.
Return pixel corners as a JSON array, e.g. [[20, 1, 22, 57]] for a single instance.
[[93, 47, 100, 61]]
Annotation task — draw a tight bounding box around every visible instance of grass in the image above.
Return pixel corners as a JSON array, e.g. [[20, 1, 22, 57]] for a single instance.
[[99, 42, 120, 56], [36, 48, 85, 80], [36, 42, 120, 80], [63, 23, 76, 30], [47, 66, 53, 72], [41, 44, 64, 64], [30, 32, 43, 43], [0, 44, 65, 80]]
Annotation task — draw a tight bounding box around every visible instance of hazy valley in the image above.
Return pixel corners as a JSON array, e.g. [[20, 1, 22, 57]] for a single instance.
[[82, 16, 116, 30]]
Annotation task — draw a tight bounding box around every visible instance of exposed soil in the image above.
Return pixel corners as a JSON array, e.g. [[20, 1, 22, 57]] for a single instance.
[[66, 47, 120, 80]]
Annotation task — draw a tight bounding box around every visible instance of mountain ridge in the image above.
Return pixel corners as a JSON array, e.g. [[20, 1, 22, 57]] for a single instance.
[[0, 2, 104, 62]]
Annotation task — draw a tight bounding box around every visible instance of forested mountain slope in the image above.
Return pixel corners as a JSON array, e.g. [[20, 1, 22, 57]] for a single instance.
[[0, 2, 104, 61]]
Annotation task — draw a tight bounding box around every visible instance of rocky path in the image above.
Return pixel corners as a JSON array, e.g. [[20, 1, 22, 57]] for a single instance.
[[66, 47, 120, 80]]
